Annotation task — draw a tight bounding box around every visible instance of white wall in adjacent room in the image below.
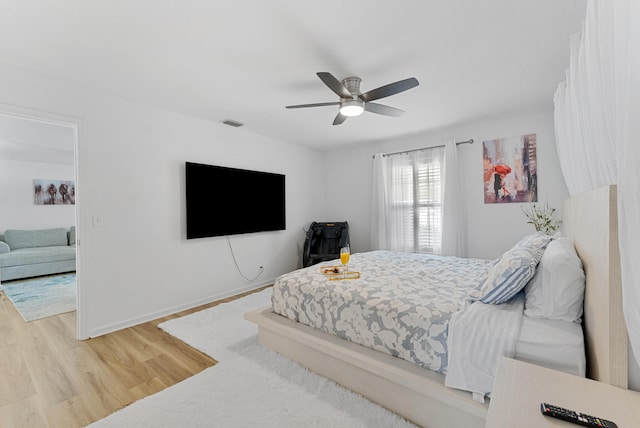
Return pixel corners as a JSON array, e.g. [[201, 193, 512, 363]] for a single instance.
[[0, 64, 324, 339], [0, 159, 76, 230], [323, 110, 569, 260]]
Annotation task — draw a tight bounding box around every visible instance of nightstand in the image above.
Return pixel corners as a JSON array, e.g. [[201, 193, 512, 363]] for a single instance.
[[486, 357, 640, 427]]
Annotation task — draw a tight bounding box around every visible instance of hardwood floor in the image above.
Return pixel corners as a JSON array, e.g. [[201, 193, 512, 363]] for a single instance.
[[0, 285, 270, 427]]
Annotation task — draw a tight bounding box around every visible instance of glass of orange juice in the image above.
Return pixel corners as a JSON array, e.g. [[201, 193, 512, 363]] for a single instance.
[[340, 246, 350, 277]]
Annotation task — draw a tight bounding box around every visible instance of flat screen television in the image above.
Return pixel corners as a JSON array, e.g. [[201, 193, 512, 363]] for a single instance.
[[185, 162, 286, 239]]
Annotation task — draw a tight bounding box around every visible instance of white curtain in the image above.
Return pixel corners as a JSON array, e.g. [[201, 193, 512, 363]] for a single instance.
[[441, 141, 467, 257], [553, 0, 640, 370], [372, 146, 456, 254], [386, 151, 424, 253], [371, 153, 390, 250], [373, 150, 435, 253]]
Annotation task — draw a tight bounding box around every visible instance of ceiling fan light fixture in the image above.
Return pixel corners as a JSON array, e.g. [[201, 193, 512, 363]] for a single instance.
[[339, 99, 365, 117], [285, 72, 419, 125]]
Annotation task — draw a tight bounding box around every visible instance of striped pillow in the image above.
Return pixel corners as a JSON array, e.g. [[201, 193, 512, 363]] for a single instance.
[[479, 233, 552, 304]]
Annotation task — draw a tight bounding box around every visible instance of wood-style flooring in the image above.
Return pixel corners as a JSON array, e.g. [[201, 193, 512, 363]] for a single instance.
[[0, 285, 270, 428]]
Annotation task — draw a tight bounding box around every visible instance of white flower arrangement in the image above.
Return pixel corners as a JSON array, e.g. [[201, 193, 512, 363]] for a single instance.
[[522, 202, 562, 235]]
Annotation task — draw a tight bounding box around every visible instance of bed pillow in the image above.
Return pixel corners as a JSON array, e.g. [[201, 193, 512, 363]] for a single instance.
[[524, 237, 585, 322], [478, 233, 552, 304]]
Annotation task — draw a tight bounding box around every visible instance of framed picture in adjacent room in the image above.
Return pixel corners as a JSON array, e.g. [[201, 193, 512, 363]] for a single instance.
[[34, 179, 76, 205], [483, 133, 537, 204]]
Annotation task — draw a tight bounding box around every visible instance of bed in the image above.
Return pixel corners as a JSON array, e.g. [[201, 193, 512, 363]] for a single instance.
[[245, 185, 628, 427]]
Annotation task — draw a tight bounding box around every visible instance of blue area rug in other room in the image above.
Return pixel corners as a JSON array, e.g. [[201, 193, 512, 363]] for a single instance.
[[2, 274, 76, 322]]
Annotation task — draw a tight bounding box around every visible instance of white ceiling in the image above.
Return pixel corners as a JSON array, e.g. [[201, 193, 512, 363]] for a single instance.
[[0, 0, 587, 159]]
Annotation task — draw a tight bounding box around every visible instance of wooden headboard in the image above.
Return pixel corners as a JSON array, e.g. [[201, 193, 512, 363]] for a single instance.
[[563, 184, 628, 388]]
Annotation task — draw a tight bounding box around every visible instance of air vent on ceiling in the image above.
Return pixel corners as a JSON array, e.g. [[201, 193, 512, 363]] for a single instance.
[[221, 119, 244, 128]]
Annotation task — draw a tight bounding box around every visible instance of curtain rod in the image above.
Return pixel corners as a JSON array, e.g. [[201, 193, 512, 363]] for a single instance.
[[374, 139, 474, 158]]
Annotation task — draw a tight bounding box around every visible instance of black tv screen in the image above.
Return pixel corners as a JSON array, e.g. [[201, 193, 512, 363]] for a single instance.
[[185, 162, 286, 239]]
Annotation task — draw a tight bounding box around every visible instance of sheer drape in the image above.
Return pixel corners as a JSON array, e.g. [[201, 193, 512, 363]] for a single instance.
[[372, 145, 461, 255], [441, 141, 466, 257], [386, 151, 426, 253], [373, 151, 427, 252], [371, 154, 390, 250], [553, 0, 640, 367]]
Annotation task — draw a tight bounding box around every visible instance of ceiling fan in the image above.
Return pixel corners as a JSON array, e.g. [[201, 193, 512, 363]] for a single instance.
[[286, 72, 419, 125]]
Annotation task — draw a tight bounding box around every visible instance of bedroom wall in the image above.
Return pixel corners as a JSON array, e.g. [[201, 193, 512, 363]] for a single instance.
[[0, 159, 76, 230], [0, 64, 324, 339], [322, 110, 569, 260]]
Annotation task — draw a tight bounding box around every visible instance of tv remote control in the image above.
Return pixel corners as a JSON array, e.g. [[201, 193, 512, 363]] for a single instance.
[[541, 403, 618, 427]]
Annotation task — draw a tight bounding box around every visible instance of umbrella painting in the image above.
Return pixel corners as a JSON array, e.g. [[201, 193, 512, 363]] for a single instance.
[[483, 134, 537, 204]]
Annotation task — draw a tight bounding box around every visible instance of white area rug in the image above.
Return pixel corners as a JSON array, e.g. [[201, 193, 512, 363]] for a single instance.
[[88, 288, 416, 428]]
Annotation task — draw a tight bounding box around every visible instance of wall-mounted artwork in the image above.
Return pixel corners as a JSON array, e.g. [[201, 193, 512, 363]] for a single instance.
[[483, 134, 537, 204], [34, 179, 75, 205]]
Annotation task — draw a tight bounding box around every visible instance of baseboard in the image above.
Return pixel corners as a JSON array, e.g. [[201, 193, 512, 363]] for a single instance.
[[84, 279, 273, 339]]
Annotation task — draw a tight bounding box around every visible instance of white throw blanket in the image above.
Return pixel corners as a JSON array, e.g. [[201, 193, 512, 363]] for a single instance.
[[444, 293, 525, 401]]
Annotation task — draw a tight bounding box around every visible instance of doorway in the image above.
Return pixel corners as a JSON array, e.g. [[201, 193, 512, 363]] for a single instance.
[[0, 106, 81, 338]]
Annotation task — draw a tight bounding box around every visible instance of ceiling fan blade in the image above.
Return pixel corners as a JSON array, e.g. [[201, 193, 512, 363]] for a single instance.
[[365, 102, 404, 117], [317, 72, 353, 98], [359, 77, 419, 102], [333, 112, 348, 125], [286, 102, 340, 109]]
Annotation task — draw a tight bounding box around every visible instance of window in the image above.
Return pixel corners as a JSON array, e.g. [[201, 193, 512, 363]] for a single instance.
[[387, 147, 444, 254]]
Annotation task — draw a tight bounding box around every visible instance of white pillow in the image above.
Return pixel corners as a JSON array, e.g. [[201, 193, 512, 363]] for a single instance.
[[478, 233, 551, 304], [524, 237, 585, 322]]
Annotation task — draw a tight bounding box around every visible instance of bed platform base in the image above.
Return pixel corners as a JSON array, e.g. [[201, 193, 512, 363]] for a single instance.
[[245, 306, 488, 428]]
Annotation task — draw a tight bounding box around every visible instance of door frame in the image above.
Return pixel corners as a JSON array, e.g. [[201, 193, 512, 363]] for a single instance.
[[0, 103, 85, 339]]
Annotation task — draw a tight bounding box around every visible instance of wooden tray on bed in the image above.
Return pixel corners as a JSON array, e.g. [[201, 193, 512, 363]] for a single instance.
[[320, 265, 361, 280]]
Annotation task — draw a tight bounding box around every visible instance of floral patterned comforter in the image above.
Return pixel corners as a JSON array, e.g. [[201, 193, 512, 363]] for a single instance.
[[271, 250, 492, 374]]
